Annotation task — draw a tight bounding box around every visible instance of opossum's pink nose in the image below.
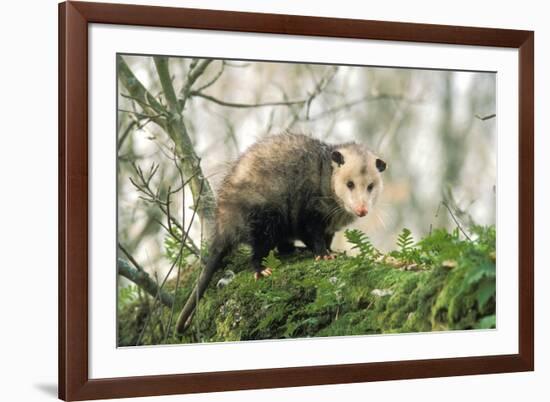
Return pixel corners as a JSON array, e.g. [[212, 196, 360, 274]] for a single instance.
[[355, 206, 368, 217]]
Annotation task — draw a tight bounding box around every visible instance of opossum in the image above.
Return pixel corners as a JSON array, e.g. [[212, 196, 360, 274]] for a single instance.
[[176, 133, 386, 333]]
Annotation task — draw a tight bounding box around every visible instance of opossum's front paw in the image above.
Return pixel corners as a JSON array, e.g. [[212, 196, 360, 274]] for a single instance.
[[254, 268, 272, 281], [315, 254, 336, 261]]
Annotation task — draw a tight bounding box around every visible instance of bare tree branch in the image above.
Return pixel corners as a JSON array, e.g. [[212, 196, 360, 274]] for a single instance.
[[194, 60, 225, 93], [137, 179, 205, 345], [119, 243, 144, 272], [117, 257, 174, 308], [475, 113, 496, 121], [129, 162, 183, 229], [188, 91, 308, 108], [304, 66, 338, 119], [127, 159, 201, 256], [117, 60, 165, 122], [117, 120, 137, 151], [304, 93, 413, 122], [154, 56, 215, 229], [165, 152, 189, 341], [441, 201, 472, 241], [182, 60, 214, 98], [117, 55, 215, 231]]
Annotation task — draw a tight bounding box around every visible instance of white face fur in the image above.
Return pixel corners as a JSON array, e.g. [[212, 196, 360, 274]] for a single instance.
[[331, 146, 386, 218]]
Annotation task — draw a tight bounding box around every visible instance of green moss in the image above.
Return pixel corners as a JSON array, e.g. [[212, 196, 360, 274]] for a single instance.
[[118, 226, 497, 345]]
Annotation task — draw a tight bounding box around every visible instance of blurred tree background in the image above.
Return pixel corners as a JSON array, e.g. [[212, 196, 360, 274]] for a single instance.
[[116, 55, 496, 345]]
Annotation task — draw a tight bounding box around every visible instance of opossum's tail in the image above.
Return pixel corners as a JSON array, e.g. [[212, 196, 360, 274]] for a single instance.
[[176, 237, 232, 334]]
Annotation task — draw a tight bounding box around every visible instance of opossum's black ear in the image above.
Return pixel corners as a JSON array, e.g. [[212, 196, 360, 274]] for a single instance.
[[376, 158, 386, 172], [331, 151, 345, 167]]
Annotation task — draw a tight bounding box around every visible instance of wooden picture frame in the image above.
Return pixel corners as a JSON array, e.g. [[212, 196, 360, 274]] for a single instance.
[[59, 1, 534, 400]]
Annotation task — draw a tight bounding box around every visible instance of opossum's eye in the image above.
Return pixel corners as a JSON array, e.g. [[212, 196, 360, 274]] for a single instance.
[[332, 151, 345, 167], [347, 181, 355, 190], [376, 158, 386, 172], [367, 183, 374, 192]]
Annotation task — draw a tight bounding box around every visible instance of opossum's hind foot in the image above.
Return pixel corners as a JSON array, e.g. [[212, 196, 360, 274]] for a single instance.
[[315, 254, 337, 261], [251, 240, 275, 281], [254, 268, 273, 281]]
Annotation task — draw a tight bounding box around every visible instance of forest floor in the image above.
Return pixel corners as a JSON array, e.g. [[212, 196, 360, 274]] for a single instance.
[[118, 226, 496, 346]]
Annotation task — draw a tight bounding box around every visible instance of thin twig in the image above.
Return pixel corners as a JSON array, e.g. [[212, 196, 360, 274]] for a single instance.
[[118, 243, 144, 272], [305, 93, 413, 122], [152, 56, 216, 225], [441, 201, 472, 241], [180, 59, 214, 109], [117, 108, 164, 120], [166, 186, 173, 235], [117, 120, 137, 151], [117, 257, 174, 308], [136, 179, 205, 346], [120, 93, 165, 118], [194, 61, 225, 93], [165, 152, 189, 341], [119, 55, 216, 227], [475, 113, 496, 121], [185, 60, 214, 93], [304, 66, 338, 120], [129, 163, 185, 231], [188, 91, 308, 108], [154, 218, 199, 257]]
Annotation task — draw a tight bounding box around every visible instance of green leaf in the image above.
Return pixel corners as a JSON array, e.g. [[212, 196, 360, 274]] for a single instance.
[[345, 229, 378, 259], [262, 250, 282, 270], [465, 260, 495, 286], [396, 228, 414, 253], [475, 314, 496, 329], [475, 278, 496, 310]]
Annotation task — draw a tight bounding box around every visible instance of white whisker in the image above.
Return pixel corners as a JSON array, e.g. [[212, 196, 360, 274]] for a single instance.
[[374, 211, 387, 229]]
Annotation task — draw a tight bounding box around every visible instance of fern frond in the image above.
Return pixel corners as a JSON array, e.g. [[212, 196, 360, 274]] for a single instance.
[[262, 250, 283, 270], [345, 229, 379, 259], [396, 228, 414, 254]]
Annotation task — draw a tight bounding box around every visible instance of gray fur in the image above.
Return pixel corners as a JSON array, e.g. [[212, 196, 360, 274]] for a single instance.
[[176, 133, 384, 333]]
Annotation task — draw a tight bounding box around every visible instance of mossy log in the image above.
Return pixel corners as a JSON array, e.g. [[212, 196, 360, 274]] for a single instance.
[[181, 227, 495, 343], [118, 227, 496, 346]]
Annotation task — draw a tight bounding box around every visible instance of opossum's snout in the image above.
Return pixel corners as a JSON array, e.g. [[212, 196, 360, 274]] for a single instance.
[[354, 205, 368, 217], [331, 147, 385, 220]]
